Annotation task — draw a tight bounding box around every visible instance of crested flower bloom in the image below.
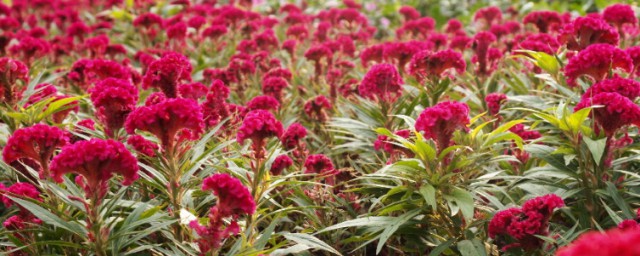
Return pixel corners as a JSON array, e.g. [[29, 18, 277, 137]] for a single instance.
[[202, 80, 231, 128], [556, 227, 640, 256], [575, 92, 640, 137], [50, 139, 139, 199], [625, 46, 640, 77], [582, 77, 640, 100], [507, 124, 542, 165], [485, 93, 507, 115], [602, 4, 637, 30], [408, 49, 466, 81], [304, 154, 338, 185], [0, 182, 42, 208], [473, 6, 502, 29], [358, 63, 404, 103], [281, 122, 307, 150], [415, 101, 470, 151], [383, 41, 430, 72], [304, 44, 332, 77], [360, 44, 385, 68], [374, 129, 411, 154], [270, 154, 293, 176], [304, 95, 332, 122], [399, 6, 421, 20], [489, 194, 564, 252], [125, 98, 204, 152], [142, 52, 193, 98], [190, 173, 255, 254], [471, 32, 497, 76], [236, 109, 283, 159], [0, 57, 29, 106], [262, 76, 288, 102], [558, 17, 619, 51], [246, 95, 280, 112], [563, 44, 632, 87], [523, 11, 563, 33], [178, 82, 208, 100], [90, 78, 139, 137], [127, 135, 159, 157], [67, 59, 132, 89], [516, 33, 561, 56], [3, 124, 69, 178]]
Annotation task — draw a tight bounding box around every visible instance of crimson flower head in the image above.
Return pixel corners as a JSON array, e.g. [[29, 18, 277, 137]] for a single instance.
[[3, 124, 69, 178], [304, 44, 333, 77], [1, 182, 42, 209], [575, 92, 640, 137], [304, 95, 332, 122], [247, 95, 280, 112], [358, 63, 404, 103], [270, 155, 293, 176], [360, 44, 385, 68], [399, 6, 421, 20], [178, 82, 208, 100], [383, 41, 429, 72], [9, 36, 50, 64], [474, 6, 502, 29], [583, 77, 640, 100], [558, 17, 619, 51], [523, 11, 563, 33], [0, 57, 29, 106], [488, 194, 563, 252], [408, 50, 466, 82], [304, 154, 334, 174], [50, 139, 139, 199], [415, 101, 470, 151], [281, 122, 307, 150], [90, 78, 139, 137], [201, 173, 255, 216], [125, 98, 204, 151], [127, 135, 159, 157], [626, 46, 640, 76], [563, 44, 632, 87], [262, 76, 288, 101], [556, 228, 640, 256], [485, 93, 507, 115], [237, 110, 283, 158], [602, 4, 637, 29], [142, 52, 193, 98], [471, 32, 497, 76]]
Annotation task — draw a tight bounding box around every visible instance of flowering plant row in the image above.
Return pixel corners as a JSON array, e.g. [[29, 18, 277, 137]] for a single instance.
[[1, 0, 640, 255]]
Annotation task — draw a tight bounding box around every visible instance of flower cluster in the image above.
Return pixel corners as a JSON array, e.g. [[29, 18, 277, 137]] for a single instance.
[[236, 109, 283, 159], [415, 101, 470, 151], [489, 194, 564, 252], [50, 139, 139, 200], [2, 124, 69, 178], [89, 78, 138, 137]]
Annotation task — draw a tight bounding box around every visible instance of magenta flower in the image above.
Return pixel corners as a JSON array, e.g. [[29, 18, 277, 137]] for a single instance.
[[558, 17, 619, 51], [262, 76, 288, 102], [602, 4, 637, 29], [0, 182, 42, 209], [575, 92, 640, 137], [358, 63, 404, 103], [471, 32, 497, 76], [236, 110, 284, 159], [270, 155, 293, 176], [304, 95, 332, 122], [246, 95, 280, 112], [523, 11, 563, 33], [3, 124, 69, 178], [408, 49, 466, 81], [50, 139, 139, 199], [0, 57, 28, 106], [415, 101, 470, 151], [178, 82, 208, 100], [125, 98, 204, 151], [488, 194, 564, 252], [281, 122, 307, 150], [142, 52, 192, 98], [556, 227, 640, 256], [89, 78, 138, 137], [374, 129, 411, 154], [563, 44, 632, 87], [127, 135, 159, 157], [473, 6, 502, 29], [485, 93, 507, 115]]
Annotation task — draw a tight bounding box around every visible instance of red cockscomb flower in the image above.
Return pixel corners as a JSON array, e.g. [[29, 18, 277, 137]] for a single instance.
[[304, 95, 332, 122], [408, 49, 466, 81], [415, 101, 470, 151], [602, 4, 637, 29], [471, 32, 497, 76], [236, 109, 283, 159], [558, 17, 619, 51], [178, 82, 208, 100], [201, 173, 255, 216], [142, 52, 193, 98], [50, 139, 139, 199], [3, 124, 69, 178], [489, 194, 564, 252], [89, 78, 138, 137], [523, 11, 563, 33], [0, 57, 28, 106], [563, 44, 632, 87], [485, 93, 507, 115], [125, 98, 204, 151], [0, 182, 42, 209], [281, 122, 307, 150], [262, 76, 288, 102], [575, 92, 640, 137], [556, 227, 640, 256], [358, 63, 404, 103], [374, 129, 411, 154], [582, 77, 640, 100], [246, 95, 280, 112], [474, 6, 502, 29], [127, 135, 159, 157], [270, 155, 293, 176]]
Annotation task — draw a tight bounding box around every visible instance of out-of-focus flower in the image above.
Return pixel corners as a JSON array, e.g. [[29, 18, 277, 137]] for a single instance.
[[558, 17, 619, 51], [142, 52, 192, 98], [304, 95, 332, 122], [246, 95, 280, 112], [602, 4, 637, 30], [471, 32, 497, 76], [556, 227, 640, 256], [0, 57, 29, 106], [408, 49, 466, 82], [563, 44, 632, 87], [270, 155, 293, 176], [358, 63, 404, 103], [90, 78, 138, 137], [523, 11, 563, 33], [236, 109, 283, 159], [485, 93, 507, 115], [127, 135, 159, 157]]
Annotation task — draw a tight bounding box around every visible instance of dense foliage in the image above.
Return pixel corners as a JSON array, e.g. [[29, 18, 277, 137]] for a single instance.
[[1, 0, 640, 255]]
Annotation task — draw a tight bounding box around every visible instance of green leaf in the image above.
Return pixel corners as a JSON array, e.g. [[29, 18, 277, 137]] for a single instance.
[[7, 196, 86, 236], [606, 182, 634, 219], [419, 183, 437, 211], [281, 232, 342, 256], [458, 239, 486, 256], [319, 216, 394, 233], [583, 137, 607, 166], [377, 208, 421, 254], [429, 239, 455, 256], [450, 187, 475, 223]]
